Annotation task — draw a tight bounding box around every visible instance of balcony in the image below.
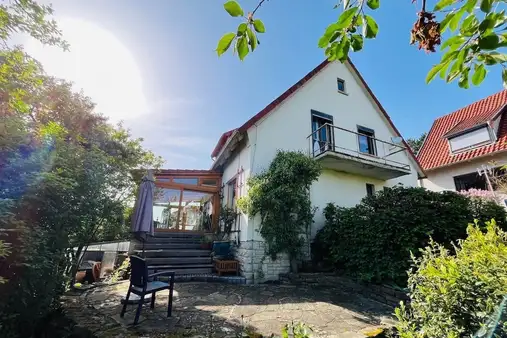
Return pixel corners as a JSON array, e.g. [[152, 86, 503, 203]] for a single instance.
[[307, 124, 411, 180]]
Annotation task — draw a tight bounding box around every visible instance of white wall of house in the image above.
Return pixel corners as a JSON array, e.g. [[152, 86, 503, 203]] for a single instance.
[[421, 152, 507, 192]]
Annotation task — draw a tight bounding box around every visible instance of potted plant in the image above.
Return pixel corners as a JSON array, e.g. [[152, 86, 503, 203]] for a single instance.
[[212, 206, 238, 259]]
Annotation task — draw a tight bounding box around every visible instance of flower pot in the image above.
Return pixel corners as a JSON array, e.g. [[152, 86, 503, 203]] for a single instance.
[[212, 240, 231, 258]]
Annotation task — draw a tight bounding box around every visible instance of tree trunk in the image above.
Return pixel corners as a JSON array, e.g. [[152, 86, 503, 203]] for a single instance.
[[69, 244, 84, 286]]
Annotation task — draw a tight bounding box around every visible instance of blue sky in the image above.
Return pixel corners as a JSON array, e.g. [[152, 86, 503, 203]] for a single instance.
[[27, 0, 505, 169]]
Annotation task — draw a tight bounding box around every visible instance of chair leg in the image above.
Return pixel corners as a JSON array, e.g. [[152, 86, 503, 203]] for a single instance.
[[134, 294, 145, 325], [167, 278, 174, 317], [120, 289, 131, 318], [150, 292, 156, 309]]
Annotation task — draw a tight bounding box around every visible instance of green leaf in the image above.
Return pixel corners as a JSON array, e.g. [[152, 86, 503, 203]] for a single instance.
[[337, 7, 358, 29], [461, 14, 479, 36], [464, 0, 478, 13], [458, 67, 470, 88], [236, 36, 248, 61], [450, 8, 465, 31], [363, 15, 379, 39], [502, 68, 507, 88], [488, 52, 507, 63], [336, 35, 351, 62], [426, 63, 444, 83], [434, 0, 455, 11], [237, 23, 247, 36], [247, 27, 257, 51], [253, 19, 265, 33], [442, 36, 465, 50], [439, 61, 452, 79], [447, 62, 462, 82], [472, 64, 487, 85], [216, 32, 236, 56], [367, 0, 380, 10], [479, 34, 499, 50], [224, 1, 244, 17], [440, 12, 456, 33], [480, 0, 493, 13], [351, 34, 364, 51]]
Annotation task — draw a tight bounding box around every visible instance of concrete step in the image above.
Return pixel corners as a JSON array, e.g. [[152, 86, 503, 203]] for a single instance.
[[146, 237, 203, 244], [146, 257, 212, 265], [134, 249, 211, 258], [149, 263, 213, 271], [154, 267, 213, 277], [151, 232, 205, 238], [134, 243, 202, 250]]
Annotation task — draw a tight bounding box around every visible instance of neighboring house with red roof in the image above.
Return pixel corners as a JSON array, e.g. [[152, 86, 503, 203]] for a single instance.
[[418, 90, 507, 193], [211, 59, 425, 283]]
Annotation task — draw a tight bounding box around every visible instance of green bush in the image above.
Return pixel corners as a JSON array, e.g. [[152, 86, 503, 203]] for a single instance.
[[395, 220, 507, 337], [313, 186, 507, 284]]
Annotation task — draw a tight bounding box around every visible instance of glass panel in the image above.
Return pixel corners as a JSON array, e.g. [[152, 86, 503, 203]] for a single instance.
[[156, 178, 171, 183], [201, 179, 218, 186], [153, 187, 181, 230], [358, 134, 370, 154], [173, 177, 199, 185], [179, 190, 214, 232], [337, 79, 345, 92]]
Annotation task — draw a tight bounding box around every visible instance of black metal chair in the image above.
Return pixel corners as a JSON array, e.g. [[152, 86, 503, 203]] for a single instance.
[[120, 255, 175, 325]]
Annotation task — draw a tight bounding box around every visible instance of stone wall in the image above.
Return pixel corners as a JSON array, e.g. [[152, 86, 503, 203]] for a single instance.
[[233, 240, 290, 284], [279, 273, 409, 308]]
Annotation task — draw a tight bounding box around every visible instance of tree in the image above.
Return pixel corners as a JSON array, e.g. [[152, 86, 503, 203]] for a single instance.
[[407, 132, 427, 155], [216, 0, 507, 89]]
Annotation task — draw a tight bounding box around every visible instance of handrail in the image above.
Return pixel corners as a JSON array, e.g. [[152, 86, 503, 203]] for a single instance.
[[307, 123, 405, 149]]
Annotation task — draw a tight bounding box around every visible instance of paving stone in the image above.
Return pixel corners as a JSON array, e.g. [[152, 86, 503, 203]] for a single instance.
[[62, 281, 392, 337]]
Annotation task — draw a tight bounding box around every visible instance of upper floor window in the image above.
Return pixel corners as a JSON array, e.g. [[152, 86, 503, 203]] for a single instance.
[[448, 126, 493, 153], [337, 78, 346, 93], [311, 110, 334, 155], [357, 126, 376, 155]]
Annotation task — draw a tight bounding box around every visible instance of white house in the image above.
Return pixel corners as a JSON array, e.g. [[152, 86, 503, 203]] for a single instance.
[[210, 59, 425, 283], [418, 90, 507, 194]]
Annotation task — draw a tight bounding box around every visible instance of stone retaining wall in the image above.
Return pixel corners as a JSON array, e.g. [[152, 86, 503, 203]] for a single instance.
[[234, 240, 290, 284], [279, 272, 409, 307]]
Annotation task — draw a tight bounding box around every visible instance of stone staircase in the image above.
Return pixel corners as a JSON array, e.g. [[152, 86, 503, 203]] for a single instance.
[[132, 232, 213, 277]]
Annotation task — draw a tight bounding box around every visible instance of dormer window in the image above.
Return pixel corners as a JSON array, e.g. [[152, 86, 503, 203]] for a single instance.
[[447, 125, 493, 153]]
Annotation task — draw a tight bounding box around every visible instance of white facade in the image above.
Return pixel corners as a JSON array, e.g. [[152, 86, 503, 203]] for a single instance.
[[421, 152, 507, 192], [215, 61, 422, 283]]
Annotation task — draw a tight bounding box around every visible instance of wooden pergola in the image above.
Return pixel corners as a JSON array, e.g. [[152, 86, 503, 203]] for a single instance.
[[153, 169, 222, 233]]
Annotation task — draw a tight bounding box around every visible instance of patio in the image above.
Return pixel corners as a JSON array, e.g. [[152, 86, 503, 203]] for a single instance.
[[63, 281, 394, 337]]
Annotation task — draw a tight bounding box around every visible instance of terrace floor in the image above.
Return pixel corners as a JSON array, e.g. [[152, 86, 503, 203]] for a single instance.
[[63, 281, 394, 337]]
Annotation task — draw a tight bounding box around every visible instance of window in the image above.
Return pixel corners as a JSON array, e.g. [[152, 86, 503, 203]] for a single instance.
[[311, 110, 334, 155], [448, 126, 492, 153], [366, 183, 375, 197], [227, 179, 237, 208], [337, 78, 346, 93], [454, 172, 487, 191], [357, 126, 376, 155]]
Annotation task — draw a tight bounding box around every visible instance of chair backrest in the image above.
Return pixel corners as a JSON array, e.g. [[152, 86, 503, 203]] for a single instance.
[[129, 255, 148, 288]]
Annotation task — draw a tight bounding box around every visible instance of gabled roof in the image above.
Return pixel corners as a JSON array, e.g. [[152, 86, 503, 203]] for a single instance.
[[418, 90, 507, 171], [211, 59, 424, 176]]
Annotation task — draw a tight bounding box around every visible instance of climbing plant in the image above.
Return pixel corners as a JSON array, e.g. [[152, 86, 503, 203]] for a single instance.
[[237, 151, 321, 266]]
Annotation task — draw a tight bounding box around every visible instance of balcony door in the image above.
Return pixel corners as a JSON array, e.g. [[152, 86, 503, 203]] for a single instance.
[[311, 110, 334, 155]]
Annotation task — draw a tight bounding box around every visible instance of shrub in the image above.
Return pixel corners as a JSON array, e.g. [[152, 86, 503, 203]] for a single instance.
[[395, 220, 507, 337], [238, 151, 321, 264], [313, 186, 507, 284]]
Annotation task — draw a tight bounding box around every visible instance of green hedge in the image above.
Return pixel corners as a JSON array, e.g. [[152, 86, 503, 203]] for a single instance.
[[313, 186, 507, 285]]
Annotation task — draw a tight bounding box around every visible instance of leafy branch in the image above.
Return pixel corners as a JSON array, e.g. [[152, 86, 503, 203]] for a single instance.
[[217, 0, 507, 88]]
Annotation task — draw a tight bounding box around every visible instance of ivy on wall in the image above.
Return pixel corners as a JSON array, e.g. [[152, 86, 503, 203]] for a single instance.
[[237, 151, 321, 265]]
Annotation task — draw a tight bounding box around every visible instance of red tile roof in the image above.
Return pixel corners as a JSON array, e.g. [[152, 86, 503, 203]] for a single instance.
[[418, 90, 507, 171], [211, 59, 424, 176]]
